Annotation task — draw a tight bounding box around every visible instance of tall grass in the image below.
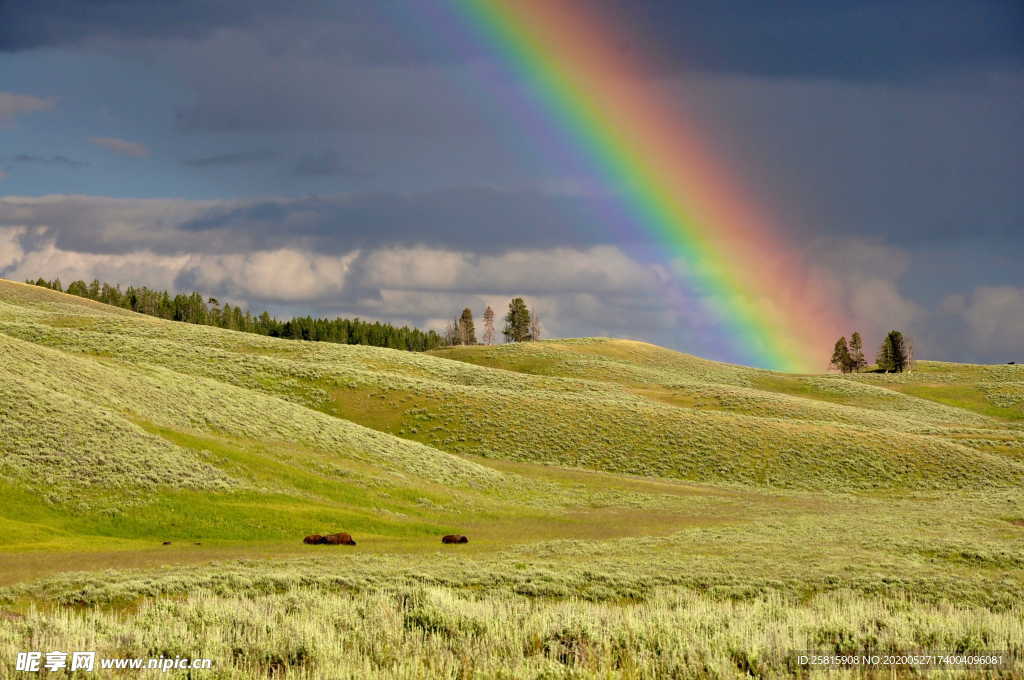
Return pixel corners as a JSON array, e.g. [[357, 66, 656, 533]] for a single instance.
[[2, 586, 1020, 678]]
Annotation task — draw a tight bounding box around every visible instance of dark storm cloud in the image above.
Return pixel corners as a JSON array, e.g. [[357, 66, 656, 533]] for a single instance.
[[0, 1, 476, 65], [293, 151, 362, 178], [170, 53, 489, 135], [4, 0, 1020, 81], [182, 150, 279, 168], [177, 187, 616, 254], [599, 0, 1024, 80], [0, 188, 619, 256], [0, 0, 270, 51], [12, 154, 88, 168], [2, 1, 1021, 364], [662, 74, 1024, 249]]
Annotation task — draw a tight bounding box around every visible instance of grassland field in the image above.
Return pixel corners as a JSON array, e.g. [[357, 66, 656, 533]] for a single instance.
[[1, 278, 1023, 678]]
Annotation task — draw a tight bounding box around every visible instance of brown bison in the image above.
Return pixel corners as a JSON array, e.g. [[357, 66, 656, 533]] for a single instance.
[[303, 534, 324, 545], [441, 534, 468, 544], [321, 532, 357, 545]]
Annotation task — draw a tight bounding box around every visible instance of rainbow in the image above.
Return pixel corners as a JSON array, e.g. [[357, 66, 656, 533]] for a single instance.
[[454, 0, 844, 371]]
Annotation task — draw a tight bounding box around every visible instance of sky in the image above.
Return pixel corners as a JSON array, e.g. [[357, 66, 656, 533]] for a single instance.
[[1, 0, 1022, 365]]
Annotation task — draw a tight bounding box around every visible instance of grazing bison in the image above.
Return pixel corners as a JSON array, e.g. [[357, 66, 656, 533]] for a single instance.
[[161, 541, 172, 545], [303, 534, 324, 545], [321, 532, 356, 545], [441, 534, 469, 544]]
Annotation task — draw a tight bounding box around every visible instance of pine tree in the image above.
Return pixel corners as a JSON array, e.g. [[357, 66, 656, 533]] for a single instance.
[[66, 280, 89, 297], [503, 297, 531, 343], [848, 332, 866, 373], [830, 337, 852, 373], [458, 308, 476, 345], [482, 306, 495, 345], [888, 330, 908, 373], [876, 337, 893, 373], [876, 330, 909, 373], [24, 273, 442, 352]]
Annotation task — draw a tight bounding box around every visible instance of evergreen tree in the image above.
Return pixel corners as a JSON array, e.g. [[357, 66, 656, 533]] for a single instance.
[[458, 308, 476, 345], [66, 280, 89, 297], [848, 332, 867, 373], [24, 275, 443, 352], [482, 305, 495, 345], [888, 330, 908, 373], [503, 297, 531, 343], [830, 337, 852, 373], [876, 330, 909, 373], [876, 337, 893, 373]]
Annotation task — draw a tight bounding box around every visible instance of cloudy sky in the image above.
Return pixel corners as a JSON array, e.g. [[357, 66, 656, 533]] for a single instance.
[[1, 0, 1021, 364]]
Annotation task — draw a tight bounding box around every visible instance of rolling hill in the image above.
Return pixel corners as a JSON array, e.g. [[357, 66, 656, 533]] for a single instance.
[[2, 277, 1023, 677], [2, 277, 1024, 545]]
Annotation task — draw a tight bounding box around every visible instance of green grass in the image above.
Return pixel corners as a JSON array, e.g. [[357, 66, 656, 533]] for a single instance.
[[2, 278, 1024, 677], [3, 586, 1022, 678], [894, 384, 1024, 421]]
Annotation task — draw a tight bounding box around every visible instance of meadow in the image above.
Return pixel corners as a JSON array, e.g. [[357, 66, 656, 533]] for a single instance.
[[1, 278, 1023, 678]]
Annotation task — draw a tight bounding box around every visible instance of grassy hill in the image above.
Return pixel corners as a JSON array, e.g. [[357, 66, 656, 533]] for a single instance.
[[2, 277, 1023, 677], [1, 275, 1023, 545]]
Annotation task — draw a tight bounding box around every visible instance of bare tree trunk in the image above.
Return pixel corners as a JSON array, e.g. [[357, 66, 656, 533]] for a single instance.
[[444, 319, 459, 346]]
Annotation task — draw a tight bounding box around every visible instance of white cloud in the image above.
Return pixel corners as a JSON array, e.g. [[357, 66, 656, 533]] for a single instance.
[[0, 229, 678, 342], [183, 250, 358, 301], [0, 92, 56, 123], [355, 245, 668, 295], [88, 136, 150, 158], [1, 230, 190, 291], [0, 227, 26, 269], [0, 235, 355, 303], [0, 227, 653, 296]]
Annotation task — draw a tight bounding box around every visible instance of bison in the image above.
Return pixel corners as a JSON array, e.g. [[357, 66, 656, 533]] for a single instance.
[[321, 532, 357, 545], [303, 534, 324, 545], [441, 534, 469, 544]]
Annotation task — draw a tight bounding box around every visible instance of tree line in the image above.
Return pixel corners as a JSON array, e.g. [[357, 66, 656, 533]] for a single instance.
[[26, 277, 445, 351], [444, 297, 542, 345], [830, 329, 914, 374]]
